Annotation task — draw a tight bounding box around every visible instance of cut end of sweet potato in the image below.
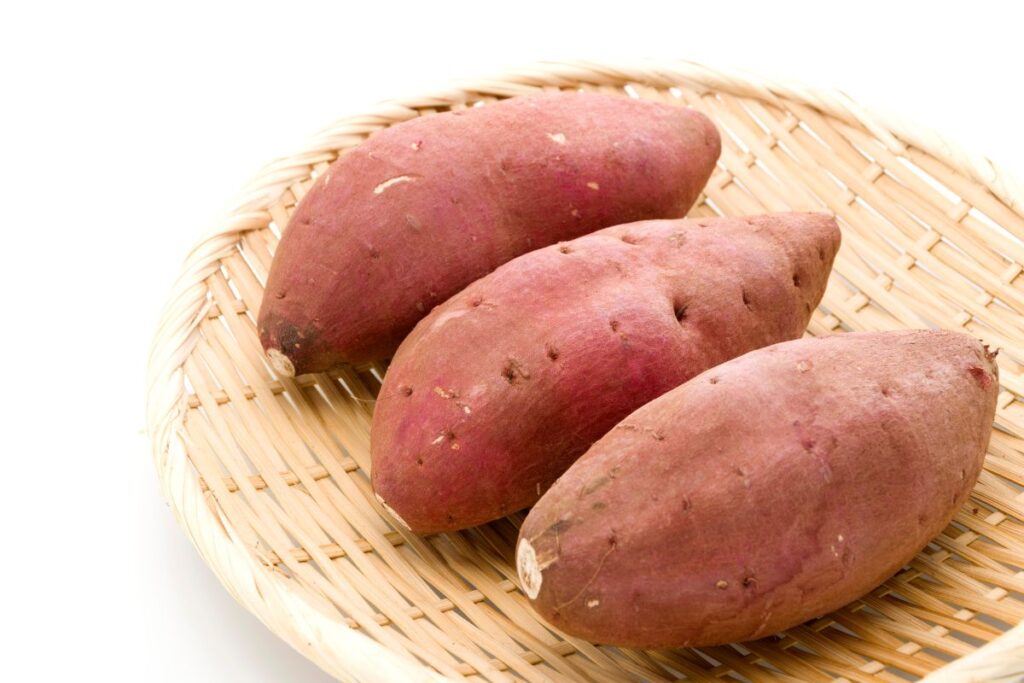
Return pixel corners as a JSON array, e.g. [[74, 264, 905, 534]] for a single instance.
[[375, 492, 411, 531], [517, 539, 543, 600], [266, 348, 296, 377]]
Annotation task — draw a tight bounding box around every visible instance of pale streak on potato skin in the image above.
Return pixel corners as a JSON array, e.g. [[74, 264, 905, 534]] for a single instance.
[[373, 175, 418, 194], [370, 213, 841, 534], [519, 330, 998, 648]]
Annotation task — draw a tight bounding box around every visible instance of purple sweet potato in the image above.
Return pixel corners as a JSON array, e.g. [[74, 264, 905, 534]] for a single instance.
[[258, 91, 721, 374], [517, 330, 998, 648], [371, 212, 840, 533]]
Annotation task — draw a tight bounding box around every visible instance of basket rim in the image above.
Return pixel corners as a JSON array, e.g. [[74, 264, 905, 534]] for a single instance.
[[145, 58, 1024, 682]]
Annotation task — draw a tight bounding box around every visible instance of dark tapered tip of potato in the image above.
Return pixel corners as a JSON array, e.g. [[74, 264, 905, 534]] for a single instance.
[[258, 313, 329, 376]]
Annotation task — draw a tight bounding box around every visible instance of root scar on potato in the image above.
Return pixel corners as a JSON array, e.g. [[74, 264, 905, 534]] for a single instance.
[[517, 539, 544, 599]]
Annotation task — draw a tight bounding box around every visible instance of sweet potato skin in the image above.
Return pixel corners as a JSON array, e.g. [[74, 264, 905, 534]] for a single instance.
[[258, 92, 721, 373], [371, 212, 840, 533], [518, 330, 998, 648]]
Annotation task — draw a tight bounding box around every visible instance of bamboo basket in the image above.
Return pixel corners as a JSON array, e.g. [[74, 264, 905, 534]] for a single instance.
[[146, 60, 1024, 682]]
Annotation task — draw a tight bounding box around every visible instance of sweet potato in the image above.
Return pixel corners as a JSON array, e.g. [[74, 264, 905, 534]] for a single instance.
[[517, 330, 998, 648], [258, 91, 721, 375], [371, 212, 840, 533]]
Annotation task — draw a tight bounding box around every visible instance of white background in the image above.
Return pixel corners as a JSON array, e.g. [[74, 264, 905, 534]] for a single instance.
[[2, 1, 1021, 680]]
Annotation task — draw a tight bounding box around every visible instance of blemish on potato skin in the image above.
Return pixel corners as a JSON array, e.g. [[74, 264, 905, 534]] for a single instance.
[[796, 359, 812, 373], [546, 516, 574, 536], [716, 580, 729, 590], [708, 376, 719, 385], [434, 386, 458, 399], [792, 273, 802, 287], [558, 244, 572, 254], [432, 428, 457, 446], [735, 467, 751, 488], [741, 288, 752, 311], [674, 303, 689, 321], [586, 599, 600, 608], [547, 132, 567, 144], [398, 384, 413, 397], [502, 358, 530, 384], [586, 181, 600, 190], [545, 344, 560, 361], [582, 475, 611, 496], [614, 423, 661, 440], [404, 214, 422, 232], [968, 365, 994, 389]]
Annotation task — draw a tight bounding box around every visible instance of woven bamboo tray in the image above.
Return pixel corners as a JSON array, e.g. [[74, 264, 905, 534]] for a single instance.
[[146, 60, 1024, 682]]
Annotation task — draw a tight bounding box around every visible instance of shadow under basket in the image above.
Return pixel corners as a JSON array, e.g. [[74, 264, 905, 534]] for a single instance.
[[146, 60, 1024, 682]]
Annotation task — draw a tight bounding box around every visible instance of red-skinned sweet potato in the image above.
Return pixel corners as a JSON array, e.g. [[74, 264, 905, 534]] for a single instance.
[[517, 330, 998, 648], [371, 212, 840, 533], [259, 91, 721, 374]]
